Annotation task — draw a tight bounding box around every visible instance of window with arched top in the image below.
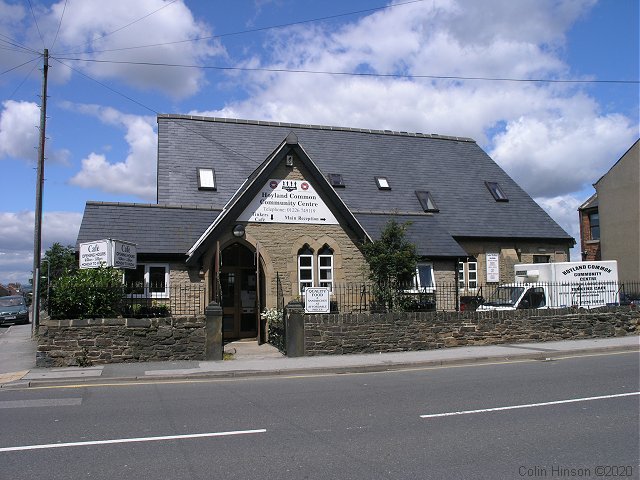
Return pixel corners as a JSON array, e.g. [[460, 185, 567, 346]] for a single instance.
[[297, 244, 314, 295], [318, 245, 334, 292]]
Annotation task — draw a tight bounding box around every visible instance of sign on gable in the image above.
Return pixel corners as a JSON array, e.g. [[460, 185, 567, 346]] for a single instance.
[[237, 179, 339, 225]]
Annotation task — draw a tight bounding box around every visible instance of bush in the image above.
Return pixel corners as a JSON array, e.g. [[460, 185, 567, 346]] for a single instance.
[[49, 267, 124, 319]]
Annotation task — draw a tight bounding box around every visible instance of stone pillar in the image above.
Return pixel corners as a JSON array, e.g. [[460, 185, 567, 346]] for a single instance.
[[285, 300, 305, 357], [205, 302, 223, 361]]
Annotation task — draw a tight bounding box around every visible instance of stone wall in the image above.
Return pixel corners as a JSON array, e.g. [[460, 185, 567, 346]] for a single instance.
[[36, 315, 206, 367], [299, 307, 639, 356]]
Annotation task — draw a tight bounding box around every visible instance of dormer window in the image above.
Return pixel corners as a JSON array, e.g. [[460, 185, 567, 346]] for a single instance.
[[198, 168, 216, 190], [415, 190, 439, 212], [485, 181, 508, 202], [375, 176, 391, 190], [329, 173, 345, 188]]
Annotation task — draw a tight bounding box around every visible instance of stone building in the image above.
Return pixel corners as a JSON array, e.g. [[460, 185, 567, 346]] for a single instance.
[[579, 139, 639, 281], [77, 115, 574, 340]]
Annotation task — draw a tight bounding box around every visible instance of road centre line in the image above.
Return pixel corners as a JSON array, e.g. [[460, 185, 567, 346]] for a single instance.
[[420, 392, 640, 419], [0, 429, 267, 453], [0, 398, 82, 409]]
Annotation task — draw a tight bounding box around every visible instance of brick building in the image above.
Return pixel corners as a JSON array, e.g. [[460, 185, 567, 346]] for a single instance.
[[578, 194, 601, 261], [77, 115, 574, 340]]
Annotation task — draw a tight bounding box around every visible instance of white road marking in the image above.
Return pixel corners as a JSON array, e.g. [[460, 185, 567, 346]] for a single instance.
[[0, 398, 82, 409], [0, 429, 267, 453], [420, 392, 640, 419]]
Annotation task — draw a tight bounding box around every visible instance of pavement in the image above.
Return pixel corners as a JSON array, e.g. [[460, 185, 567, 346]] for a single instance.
[[0, 323, 638, 388]]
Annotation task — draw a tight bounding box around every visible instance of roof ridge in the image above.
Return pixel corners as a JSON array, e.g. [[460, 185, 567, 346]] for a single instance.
[[158, 114, 475, 143], [86, 201, 222, 211]]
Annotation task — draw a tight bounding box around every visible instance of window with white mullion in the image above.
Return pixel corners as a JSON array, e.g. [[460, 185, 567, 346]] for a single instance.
[[298, 254, 314, 296], [458, 261, 465, 289], [318, 254, 334, 291], [467, 260, 478, 290]]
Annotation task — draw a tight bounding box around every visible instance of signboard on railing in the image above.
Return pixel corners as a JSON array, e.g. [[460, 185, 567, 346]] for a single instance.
[[79, 239, 137, 269], [304, 287, 331, 313]]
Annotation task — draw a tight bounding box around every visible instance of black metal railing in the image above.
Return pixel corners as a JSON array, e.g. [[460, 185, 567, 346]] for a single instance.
[[48, 284, 206, 319], [294, 280, 640, 313]]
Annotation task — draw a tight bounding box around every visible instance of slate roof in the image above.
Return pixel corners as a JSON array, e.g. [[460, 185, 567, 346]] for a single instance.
[[78, 115, 574, 259], [157, 115, 573, 248], [77, 202, 220, 254]]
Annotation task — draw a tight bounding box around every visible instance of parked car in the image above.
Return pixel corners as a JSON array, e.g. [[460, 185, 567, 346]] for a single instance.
[[0, 295, 29, 325]]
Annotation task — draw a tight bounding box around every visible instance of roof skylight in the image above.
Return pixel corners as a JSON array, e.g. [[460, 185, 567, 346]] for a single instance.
[[198, 168, 216, 190], [415, 191, 439, 212], [329, 173, 345, 188], [375, 176, 391, 190], [485, 181, 508, 202]]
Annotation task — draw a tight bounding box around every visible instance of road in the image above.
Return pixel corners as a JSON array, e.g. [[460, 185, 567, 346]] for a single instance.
[[0, 352, 638, 479]]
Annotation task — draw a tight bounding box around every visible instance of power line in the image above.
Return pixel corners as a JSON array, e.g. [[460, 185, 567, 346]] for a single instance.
[[54, 0, 428, 56], [27, 0, 45, 49], [0, 55, 41, 77], [52, 57, 266, 168], [50, 56, 640, 85], [50, 0, 69, 51], [60, 0, 180, 54], [7, 60, 39, 100], [0, 33, 40, 55]]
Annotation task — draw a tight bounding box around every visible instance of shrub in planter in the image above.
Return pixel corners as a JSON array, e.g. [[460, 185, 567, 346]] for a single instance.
[[49, 267, 123, 319]]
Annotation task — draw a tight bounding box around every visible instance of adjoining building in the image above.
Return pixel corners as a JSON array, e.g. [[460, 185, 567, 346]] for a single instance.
[[579, 139, 639, 281], [77, 115, 574, 340]]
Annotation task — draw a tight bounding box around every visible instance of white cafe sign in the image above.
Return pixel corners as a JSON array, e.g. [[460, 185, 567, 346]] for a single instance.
[[79, 239, 137, 269], [237, 179, 338, 225]]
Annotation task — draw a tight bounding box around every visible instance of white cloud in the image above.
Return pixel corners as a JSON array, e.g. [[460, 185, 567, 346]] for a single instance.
[[0, 100, 70, 165], [68, 104, 157, 199], [0, 100, 39, 162], [490, 109, 636, 198], [198, 0, 636, 203], [0, 210, 82, 284], [534, 194, 583, 261], [40, 0, 225, 98]]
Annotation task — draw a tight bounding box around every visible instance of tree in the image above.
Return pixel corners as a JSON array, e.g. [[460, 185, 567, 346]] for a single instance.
[[362, 219, 419, 311], [40, 243, 77, 303]]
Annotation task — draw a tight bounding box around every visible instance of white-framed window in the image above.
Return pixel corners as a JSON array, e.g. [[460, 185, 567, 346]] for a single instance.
[[458, 261, 465, 289], [467, 260, 478, 289], [124, 263, 170, 298], [458, 259, 478, 290], [412, 263, 435, 293], [297, 245, 314, 295], [318, 245, 334, 292]]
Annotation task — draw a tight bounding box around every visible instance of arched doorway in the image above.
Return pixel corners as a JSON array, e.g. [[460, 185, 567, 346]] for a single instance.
[[218, 242, 265, 341]]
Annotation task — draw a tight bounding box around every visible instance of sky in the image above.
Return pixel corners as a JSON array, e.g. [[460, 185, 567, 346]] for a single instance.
[[0, 0, 638, 285]]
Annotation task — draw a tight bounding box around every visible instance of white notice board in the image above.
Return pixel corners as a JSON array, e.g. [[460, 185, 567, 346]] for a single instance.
[[304, 287, 331, 313], [486, 253, 500, 283]]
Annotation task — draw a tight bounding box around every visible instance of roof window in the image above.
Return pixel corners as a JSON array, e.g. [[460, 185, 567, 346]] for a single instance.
[[197, 168, 216, 190], [329, 173, 345, 188], [375, 176, 391, 190], [485, 181, 508, 202], [415, 191, 439, 212]]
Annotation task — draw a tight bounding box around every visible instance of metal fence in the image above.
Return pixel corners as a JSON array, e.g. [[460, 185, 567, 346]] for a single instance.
[[47, 284, 207, 319], [320, 280, 640, 313]]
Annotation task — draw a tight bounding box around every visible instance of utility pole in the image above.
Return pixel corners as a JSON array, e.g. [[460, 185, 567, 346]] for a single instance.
[[32, 48, 48, 336]]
